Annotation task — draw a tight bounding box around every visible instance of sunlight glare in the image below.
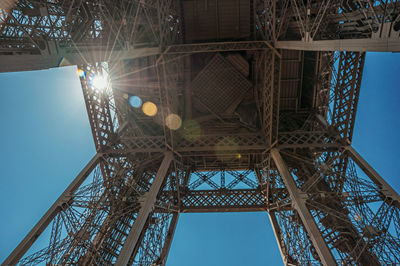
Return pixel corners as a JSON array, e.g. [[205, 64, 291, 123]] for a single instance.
[[90, 73, 109, 91]]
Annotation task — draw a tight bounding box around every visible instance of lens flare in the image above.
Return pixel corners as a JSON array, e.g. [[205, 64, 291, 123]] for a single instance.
[[77, 68, 86, 78], [129, 96, 142, 108], [165, 114, 182, 130], [142, 101, 157, 116], [215, 136, 239, 162], [182, 120, 202, 140]]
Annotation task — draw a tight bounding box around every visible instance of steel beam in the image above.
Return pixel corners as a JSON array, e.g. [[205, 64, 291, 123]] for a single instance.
[[165, 41, 277, 55], [116, 152, 173, 266], [2, 153, 102, 265], [275, 38, 400, 52], [0, 47, 160, 73], [346, 146, 400, 204], [270, 148, 336, 266]]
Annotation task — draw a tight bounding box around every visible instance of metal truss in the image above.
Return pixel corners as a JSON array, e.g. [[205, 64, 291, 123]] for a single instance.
[[260, 146, 400, 265], [0, 0, 173, 72], [330, 52, 365, 141], [275, 0, 400, 51], [2, 0, 400, 265], [165, 41, 277, 54]]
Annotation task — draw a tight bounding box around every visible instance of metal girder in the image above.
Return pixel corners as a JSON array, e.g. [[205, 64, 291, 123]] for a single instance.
[[276, 0, 400, 52], [116, 152, 173, 266], [107, 134, 267, 155], [3, 153, 102, 265], [110, 130, 344, 155], [346, 146, 400, 205], [254, 0, 276, 41], [179, 189, 267, 213], [268, 146, 400, 264], [331, 52, 365, 141], [0, 0, 163, 72], [275, 38, 400, 52], [0, 47, 159, 72], [271, 148, 337, 266], [278, 131, 343, 149], [80, 64, 117, 151], [165, 41, 278, 55]]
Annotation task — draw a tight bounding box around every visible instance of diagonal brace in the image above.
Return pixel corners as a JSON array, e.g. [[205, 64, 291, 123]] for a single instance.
[[270, 148, 336, 266], [116, 151, 173, 265]]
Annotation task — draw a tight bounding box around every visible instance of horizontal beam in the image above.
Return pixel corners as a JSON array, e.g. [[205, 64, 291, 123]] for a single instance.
[[110, 131, 343, 155], [180, 206, 266, 213], [0, 47, 160, 72], [275, 38, 400, 52], [166, 41, 280, 57], [178, 189, 267, 212]]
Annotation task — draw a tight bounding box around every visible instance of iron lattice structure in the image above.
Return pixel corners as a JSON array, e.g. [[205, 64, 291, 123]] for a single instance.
[[2, 0, 400, 265]]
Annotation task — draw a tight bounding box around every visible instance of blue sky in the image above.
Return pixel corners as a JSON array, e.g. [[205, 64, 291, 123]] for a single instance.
[[0, 52, 399, 265]]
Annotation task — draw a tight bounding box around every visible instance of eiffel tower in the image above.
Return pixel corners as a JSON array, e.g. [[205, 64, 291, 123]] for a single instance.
[[2, 0, 400, 265]]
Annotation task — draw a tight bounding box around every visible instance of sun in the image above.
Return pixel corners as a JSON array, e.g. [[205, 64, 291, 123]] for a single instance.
[[90, 72, 109, 91]]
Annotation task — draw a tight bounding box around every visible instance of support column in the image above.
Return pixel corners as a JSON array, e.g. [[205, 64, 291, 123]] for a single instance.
[[270, 148, 336, 266], [3, 153, 102, 265], [346, 146, 400, 204], [116, 152, 173, 266]]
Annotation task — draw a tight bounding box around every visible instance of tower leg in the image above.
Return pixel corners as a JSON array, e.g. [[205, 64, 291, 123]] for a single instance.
[[345, 146, 400, 204], [3, 153, 102, 265], [116, 152, 173, 266], [270, 148, 336, 266]]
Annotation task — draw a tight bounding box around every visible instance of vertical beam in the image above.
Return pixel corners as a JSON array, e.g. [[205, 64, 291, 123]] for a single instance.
[[270, 148, 336, 266], [3, 153, 102, 265], [116, 152, 173, 266], [346, 146, 400, 203]]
